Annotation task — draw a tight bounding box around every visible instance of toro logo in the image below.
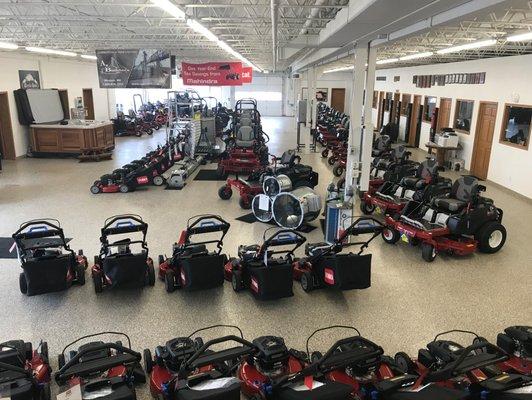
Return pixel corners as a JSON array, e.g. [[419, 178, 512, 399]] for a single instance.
[[324, 268, 335, 285], [136, 176, 149, 184], [250, 277, 259, 293], [180, 270, 186, 285]]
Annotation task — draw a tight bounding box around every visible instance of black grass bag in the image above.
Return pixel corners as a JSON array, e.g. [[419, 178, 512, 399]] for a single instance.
[[179, 254, 225, 290], [315, 253, 371, 290], [248, 262, 293, 300]]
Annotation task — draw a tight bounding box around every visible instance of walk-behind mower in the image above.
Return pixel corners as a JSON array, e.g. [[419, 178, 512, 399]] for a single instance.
[[144, 325, 255, 400], [293, 216, 383, 292], [92, 215, 155, 292], [0, 339, 51, 400], [393, 330, 532, 400], [12, 219, 87, 296], [361, 158, 451, 217], [55, 332, 146, 400], [158, 215, 230, 292], [224, 229, 306, 300], [238, 335, 307, 398], [382, 176, 506, 262]]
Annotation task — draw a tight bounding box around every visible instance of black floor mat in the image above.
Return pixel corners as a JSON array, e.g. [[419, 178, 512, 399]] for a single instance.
[[0, 237, 72, 259], [235, 213, 316, 233], [193, 169, 225, 181]]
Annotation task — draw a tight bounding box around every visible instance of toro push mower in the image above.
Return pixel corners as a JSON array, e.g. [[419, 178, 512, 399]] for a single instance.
[[144, 325, 254, 400], [12, 219, 87, 296], [0, 339, 51, 400], [55, 332, 146, 400], [158, 215, 230, 292], [224, 229, 306, 300], [293, 217, 383, 292], [92, 215, 155, 292], [393, 330, 532, 400], [382, 176, 506, 262]]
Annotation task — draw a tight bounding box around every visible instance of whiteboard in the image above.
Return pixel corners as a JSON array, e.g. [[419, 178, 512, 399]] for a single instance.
[[26, 89, 65, 123]]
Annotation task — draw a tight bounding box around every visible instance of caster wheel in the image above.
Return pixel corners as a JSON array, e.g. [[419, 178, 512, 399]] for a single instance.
[[218, 185, 233, 200], [421, 243, 437, 262], [382, 228, 400, 244]]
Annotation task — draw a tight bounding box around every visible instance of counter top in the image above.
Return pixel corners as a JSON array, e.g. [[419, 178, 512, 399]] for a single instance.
[[31, 120, 112, 129]]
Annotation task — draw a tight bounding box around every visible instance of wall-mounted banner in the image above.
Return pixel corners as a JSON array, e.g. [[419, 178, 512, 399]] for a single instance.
[[96, 49, 171, 88], [242, 67, 253, 84], [181, 62, 243, 86]]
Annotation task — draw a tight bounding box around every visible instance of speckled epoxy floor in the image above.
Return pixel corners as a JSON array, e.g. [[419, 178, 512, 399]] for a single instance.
[[0, 117, 531, 398]]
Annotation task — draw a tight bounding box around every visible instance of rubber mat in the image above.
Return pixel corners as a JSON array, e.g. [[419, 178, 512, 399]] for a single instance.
[[193, 169, 226, 181], [235, 213, 317, 233]]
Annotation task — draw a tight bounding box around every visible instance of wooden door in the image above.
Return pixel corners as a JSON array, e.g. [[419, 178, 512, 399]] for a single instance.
[[377, 91, 384, 129], [330, 88, 346, 113], [58, 89, 70, 119], [409, 95, 421, 146], [470, 102, 498, 180], [0, 92, 16, 160], [83, 88, 95, 120], [391, 92, 400, 122], [437, 98, 452, 131]]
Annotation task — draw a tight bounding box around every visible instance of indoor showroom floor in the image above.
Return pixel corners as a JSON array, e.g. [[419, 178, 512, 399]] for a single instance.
[[0, 117, 531, 399]]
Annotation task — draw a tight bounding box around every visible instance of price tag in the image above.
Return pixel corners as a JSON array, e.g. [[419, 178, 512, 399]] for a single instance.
[[57, 384, 82, 400], [401, 233, 410, 243]]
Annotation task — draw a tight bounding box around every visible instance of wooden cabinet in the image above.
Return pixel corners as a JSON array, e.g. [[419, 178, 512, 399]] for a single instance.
[[30, 122, 114, 155]]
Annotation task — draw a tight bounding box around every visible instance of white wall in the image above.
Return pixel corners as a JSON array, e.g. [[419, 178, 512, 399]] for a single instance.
[[235, 76, 283, 116], [372, 54, 532, 198], [0, 51, 112, 157]]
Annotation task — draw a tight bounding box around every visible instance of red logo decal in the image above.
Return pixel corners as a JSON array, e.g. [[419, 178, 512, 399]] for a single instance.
[[324, 268, 335, 285], [250, 277, 259, 293], [137, 176, 149, 184]]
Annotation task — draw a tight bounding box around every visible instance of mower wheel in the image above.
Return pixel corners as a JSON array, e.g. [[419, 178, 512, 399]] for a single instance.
[[90, 185, 101, 194], [327, 156, 336, 166], [146, 128, 153, 135], [359, 201, 375, 215], [333, 165, 344, 177], [119, 184, 130, 193], [147, 264, 156, 286], [25, 342, 33, 360], [40, 383, 51, 400], [165, 270, 176, 293], [218, 185, 233, 200], [143, 349, 153, 374], [153, 175, 165, 186], [421, 243, 437, 262], [40, 341, 49, 364], [93, 272, 103, 293], [78, 249, 83, 256], [75, 264, 86, 285], [239, 197, 251, 210], [381, 228, 400, 244], [321, 149, 329, 158], [19, 273, 28, 294], [58, 354, 65, 369], [395, 352, 415, 373], [231, 270, 244, 292], [135, 131, 142, 137], [310, 351, 323, 363], [158, 254, 165, 266], [300, 272, 314, 292], [476, 221, 506, 254]]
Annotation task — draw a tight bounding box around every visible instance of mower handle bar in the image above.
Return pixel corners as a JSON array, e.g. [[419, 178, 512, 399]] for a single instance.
[[187, 215, 230, 236], [55, 342, 141, 384], [338, 217, 385, 242], [433, 330, 481, 342], [60, 332, 132, 355], [260, 229, 306, 259], [305, 326, 361, 358], [102, 215, 147, 236], [13, 219, 64, 241]]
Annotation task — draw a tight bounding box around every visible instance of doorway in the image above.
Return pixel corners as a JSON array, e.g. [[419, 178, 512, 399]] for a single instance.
[[437, 98, 452, 131], [377, 91, 384, 129], [0, 92, 16, 160], [82, 88, 95, 120], [470, 102, 498, 180], [391, 92, 400, 122], [57, 89, 70, 119], [408, 95, 421, 146], [330, 88, 346, 113]]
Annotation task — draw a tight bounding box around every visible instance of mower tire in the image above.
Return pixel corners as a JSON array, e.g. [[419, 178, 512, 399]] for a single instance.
[[19, 273, 27, 294], [25, 342, 33, 360], [395, 352, 416, 373], [165, 270, 176, 293], [333, 165, 344, 177], [75, 264, 86, 285], [147, 263, 156, 286], [359, 201, 375, 215], [476, 221, 506, 254], [239, 197, 251, 210], [300, 271, 314, 292], [158, 254, 165, 266], [152, 175, 165, 186], [119, 184, 130, 193], [90, 185, 101, 194], [327, 156, 336, 166], [321, 149, 329, 158], [421, 243, 437, 262], [57, 354, 65, 369], [41, 383, 51, 400], [143, 349, 153, 374], [93, 272, 103, 293], [218, 185, 233, 200], [382, 228, 400, 244], [231, 270, 244, 292]]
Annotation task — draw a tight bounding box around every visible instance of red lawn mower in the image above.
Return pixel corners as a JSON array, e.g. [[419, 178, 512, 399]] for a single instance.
[[55, 332, 146, 400], [0, 339, 51, 400], [293, 216, 383, 292], [158, 214, 230, 292], [488, 326, 532, 376], [382, 176, 506, 262], [144, 325, 254, 400], [224, 229, 306, 300], [12, 219, 87, 296], [92, 215, 155, 292]]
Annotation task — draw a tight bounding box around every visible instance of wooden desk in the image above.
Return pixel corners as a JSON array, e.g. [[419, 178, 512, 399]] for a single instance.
[[425, 141, 460, 169], [30, 121, 114, 156]]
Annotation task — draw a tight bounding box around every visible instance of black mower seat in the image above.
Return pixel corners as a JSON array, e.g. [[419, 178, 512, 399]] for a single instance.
[[236, 126, 255, 148], [276, 380, 353, 399], [401, 177, 426, 189], [433, 198, 467, 212], [22, 253, 73, 295]]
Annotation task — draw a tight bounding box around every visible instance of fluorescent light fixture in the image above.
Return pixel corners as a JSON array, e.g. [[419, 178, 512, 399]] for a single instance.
[[150, 0, 185, 19], [81, 54, 97, 60], [323, 66, 353, 74], [506, 31, 532, 42], [376, 58, 399, 65], [399, 51, 433, 61], [187, 18, 219, 42], [0, 41, 18, 50], [436, 39, 496, 54], [25, 47, 77, 57]]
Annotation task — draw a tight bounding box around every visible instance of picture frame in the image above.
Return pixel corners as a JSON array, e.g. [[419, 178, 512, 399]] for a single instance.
[[479, 72, 486, 84]]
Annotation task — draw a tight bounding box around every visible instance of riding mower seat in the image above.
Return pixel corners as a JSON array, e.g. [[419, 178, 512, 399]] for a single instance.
[[400, 159, 439, 190], [432, 176, 479, 213], [235, 126, 255, 148], [372, 135, 392, 157]]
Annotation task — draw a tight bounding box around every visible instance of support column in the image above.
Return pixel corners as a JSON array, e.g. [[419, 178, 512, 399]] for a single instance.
[[304, 67, 316, 154], [360, 44, 377, 192]]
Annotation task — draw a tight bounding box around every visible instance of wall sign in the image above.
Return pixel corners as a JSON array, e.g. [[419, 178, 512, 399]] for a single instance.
[[412, 72, 486, 88], [181, 62, 243, 86], [19, 70, 41, 89], [242, 67, 253, 84], [96, 49, 171, 88]]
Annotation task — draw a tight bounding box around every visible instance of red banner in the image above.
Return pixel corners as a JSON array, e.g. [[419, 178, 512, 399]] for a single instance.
[[181, 62, 243, 86], [242, 67, 253, 84]]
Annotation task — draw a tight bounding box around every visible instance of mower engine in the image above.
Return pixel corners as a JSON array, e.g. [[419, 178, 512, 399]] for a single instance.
[[154, 337, 199, 372], [420, 340, 464, 369], [304, 242, 335, 258], [498, 326, 532, 359], [237, 244, 260, 262], [252, 336, 290, 378]]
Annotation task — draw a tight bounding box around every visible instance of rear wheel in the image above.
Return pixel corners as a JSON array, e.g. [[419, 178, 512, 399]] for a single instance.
[[58, 354, 65, 369], [19, 273, 27, 294], [40, 341, 49, 364], [153, 175, 165, 186], [395, 352, 415, 373], [90, 185, 101, 194], [231, 270, 244, 292], [421, 243, 437, 262], [239, 196, 251, 210], [476, 221, 506, 254], [333, 165, 344, 177], [165, 270, 176, 293], [321, 149, 329, 158], [359, 201, 375, 215], [147, 264, 156, 286], [300, 271, 314, 292], [382, 228, 400, 244], [25, 342, 33, 360], [75, 264, 85, 285], [158, 254, 165, 266], [119, 184, 130, 193], [143, 349, 153, 374], [40, 383, 51, 400], [93, 272, 103, 293], [327, 156, 336, 166], [218, 185, 233, 200]]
